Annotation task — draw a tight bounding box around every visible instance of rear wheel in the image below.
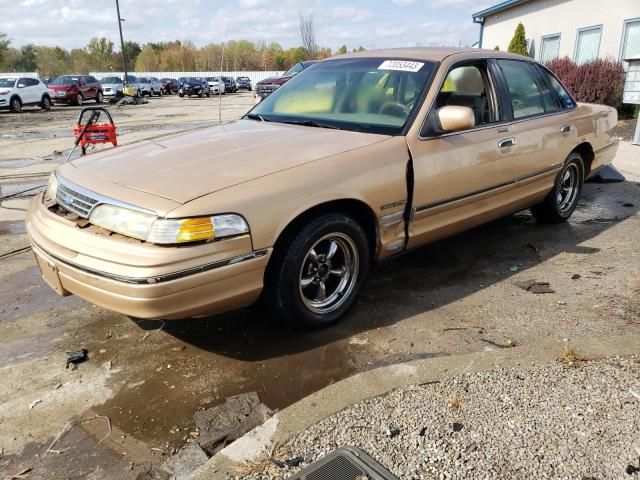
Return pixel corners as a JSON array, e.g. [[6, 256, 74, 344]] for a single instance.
[[10, 96, 22, 113], [159, 88, 163, 97], [268, 214, 370, 328], [531, 152, 584, 223]]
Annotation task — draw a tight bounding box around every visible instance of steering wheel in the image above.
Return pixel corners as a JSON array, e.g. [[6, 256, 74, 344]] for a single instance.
[[379, 101, 411, 118]]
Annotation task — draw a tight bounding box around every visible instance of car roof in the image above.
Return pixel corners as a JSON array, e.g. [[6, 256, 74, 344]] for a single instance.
[[328, 47, 531, 63]]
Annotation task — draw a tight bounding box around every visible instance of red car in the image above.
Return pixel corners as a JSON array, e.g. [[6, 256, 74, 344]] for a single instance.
[[161, 78, 179, 95], [48, 75, 103, 106]]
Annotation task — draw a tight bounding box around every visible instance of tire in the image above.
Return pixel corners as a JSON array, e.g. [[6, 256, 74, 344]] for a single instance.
[[95, 91, 103, 104], [159, 88, 163, 97], [198, 91, 204, 98], [150, 88, 155, 97], [179, 93, 184, 97], [10, 96, 22, 113], [136, 89, 141, 98], [267, 213, 370, 328], [40, 95, 51, 110], [76, 94, 83, 106], [531, 152, 584, 223]]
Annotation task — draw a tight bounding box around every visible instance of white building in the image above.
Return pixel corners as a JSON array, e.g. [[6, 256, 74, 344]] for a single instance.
[[473, 0, 640, 64]]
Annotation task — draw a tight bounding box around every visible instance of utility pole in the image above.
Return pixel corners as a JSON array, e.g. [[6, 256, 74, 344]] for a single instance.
[[116, 0, 128, 85]]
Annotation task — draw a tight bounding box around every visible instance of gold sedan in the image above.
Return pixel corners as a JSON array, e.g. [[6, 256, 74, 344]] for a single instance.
[[27, 48, 619, 327]]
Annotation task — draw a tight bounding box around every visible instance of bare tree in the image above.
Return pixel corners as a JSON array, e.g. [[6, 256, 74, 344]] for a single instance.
[[299, 13, 318, 59]]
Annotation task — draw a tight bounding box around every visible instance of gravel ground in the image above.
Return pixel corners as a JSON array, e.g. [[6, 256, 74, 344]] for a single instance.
[[238, 356, 640, 479]]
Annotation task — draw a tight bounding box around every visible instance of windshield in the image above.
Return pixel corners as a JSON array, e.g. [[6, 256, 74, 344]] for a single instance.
[[101, 77, 122, 84], [0, 78, 16, 88], [50, 76, 79, 85], [250, 58, 436, 135], [283, 63, 304, 77], [183, 77, 199, 82]]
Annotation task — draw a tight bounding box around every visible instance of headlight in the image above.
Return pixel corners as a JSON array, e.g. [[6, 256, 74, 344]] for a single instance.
[[0, 91, 9, 96], [89, 205, 156, 241], [45, 173, 58, 202], [88, 205, 249, 244]]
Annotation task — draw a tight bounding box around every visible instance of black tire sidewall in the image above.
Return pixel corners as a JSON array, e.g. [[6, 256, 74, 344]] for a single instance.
[[11, 96, 21, 112], [552, 153, 584, 220], [41, 95, 51, 110], [272, 214, 370, 328]]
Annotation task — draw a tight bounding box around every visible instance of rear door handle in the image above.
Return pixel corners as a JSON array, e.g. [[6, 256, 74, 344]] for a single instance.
[[498, 138, 516, 148], [560, 124, 571, 133]]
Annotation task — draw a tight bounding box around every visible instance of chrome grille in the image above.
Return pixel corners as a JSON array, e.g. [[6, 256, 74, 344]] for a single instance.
[[56, 181, 99, 218]]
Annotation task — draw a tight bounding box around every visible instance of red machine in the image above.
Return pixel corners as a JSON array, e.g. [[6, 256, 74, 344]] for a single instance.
[[72, 107, 117, 155]]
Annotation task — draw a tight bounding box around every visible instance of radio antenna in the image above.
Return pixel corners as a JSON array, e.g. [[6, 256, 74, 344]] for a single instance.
[[218, 25, 228, 125]]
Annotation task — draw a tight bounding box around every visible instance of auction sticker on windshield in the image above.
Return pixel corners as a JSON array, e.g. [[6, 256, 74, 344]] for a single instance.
[[378, 60, 424, 72]]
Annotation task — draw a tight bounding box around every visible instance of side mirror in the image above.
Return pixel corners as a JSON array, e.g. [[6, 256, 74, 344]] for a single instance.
[[436, 105, 475, 133], [17, 83, 26, 88]]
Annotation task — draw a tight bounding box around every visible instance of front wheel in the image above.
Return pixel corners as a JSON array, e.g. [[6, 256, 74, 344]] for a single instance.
[[531, 153, 584, 223], [268, 214, 370, 328], [75, 94, 83, 106], [95, 91, 103, 104], [10, 96, 22, 113]]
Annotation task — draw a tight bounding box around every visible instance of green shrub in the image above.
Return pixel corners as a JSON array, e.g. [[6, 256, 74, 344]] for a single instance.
[[508, 23, 528, 56]]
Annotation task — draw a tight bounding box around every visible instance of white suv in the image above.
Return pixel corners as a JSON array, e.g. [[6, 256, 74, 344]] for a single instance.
[[0, 77, 51, 112]]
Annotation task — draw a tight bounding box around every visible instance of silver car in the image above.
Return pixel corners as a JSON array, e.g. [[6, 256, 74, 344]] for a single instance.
[[138, 77, 163, 97], [100, 76, 124, 97], [205, 77, 224, 94]]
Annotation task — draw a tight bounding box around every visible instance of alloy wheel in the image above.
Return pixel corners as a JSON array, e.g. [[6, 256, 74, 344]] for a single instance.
[[299, 233, 359, 314], [557, 163, 579, 213]]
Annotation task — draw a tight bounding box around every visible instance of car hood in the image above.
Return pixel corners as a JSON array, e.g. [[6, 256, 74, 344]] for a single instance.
[[102, 83, 122, 89], [0, 88, 13, 94], [258, 75, 290, 85], [48, 85, 74, 90], [68, 120, 391, 204]]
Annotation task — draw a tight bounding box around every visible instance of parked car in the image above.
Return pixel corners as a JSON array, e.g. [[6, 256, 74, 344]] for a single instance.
[[123, 75, 142, 97], [178, 77, 210, 97], [205, 77, 224, 94], [137, 77, 162, 96], [161, 78, 179, 95], [48, 75, 103, 105], [0, 77, 51, 112], [100, 76, 124, 97], [236, 76, 252, 91], [27, 48, 618, 327], [221, 76, 237, 93], [256, 61, 317, 99], [40, 77, 54, 85]]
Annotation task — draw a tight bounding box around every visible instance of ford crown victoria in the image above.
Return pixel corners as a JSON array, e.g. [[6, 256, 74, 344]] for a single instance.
[[27, 48, 618, 327]]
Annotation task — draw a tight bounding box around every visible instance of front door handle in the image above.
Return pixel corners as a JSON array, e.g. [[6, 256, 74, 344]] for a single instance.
[[498, 137, 516, 148], [560, 124, 571, 133]]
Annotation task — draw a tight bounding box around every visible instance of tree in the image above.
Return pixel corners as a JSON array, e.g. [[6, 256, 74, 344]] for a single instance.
[[299, 13, 318, 58], [135, 44, 160, 71], [337, 45, 347, 55], [123, 41, 141, 69], [508, 23, 528, 56], [0, 32, 10, 69], [35, 46, 69, 76], [86, 37, 114, 71]]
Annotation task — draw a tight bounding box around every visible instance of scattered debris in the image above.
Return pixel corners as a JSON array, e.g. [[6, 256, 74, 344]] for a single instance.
[[509, 266, 519, 272], [448, 394, 463, 410], [571, 274, 581, 280], [105, 330, 113, 339], [559, 347, 583, 368], [385, 426, 400, 438], [558, 300, 567, 306], [623, 203, 635, 208], [7, 467, 32, 479], [419, 427, 428, 436], [630, 389, 640, 402], [588, 165, 625, 183], [29, 399, 42, 410], [158, 443, 209, 480], [141, 320, 165, 341], [271, 456, 304, 468], [452, 422, 464, 432], [193, 392, 273, 456], [65, 349, 88, 369], [47, 416, 111, 454], [514, 279, 555, 294]]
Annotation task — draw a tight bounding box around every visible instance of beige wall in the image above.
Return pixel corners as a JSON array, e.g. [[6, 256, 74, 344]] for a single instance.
[[482, 0, 639, 61]]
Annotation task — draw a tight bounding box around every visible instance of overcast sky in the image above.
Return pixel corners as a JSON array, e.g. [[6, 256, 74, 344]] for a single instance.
[[5, 0, 489, 51]]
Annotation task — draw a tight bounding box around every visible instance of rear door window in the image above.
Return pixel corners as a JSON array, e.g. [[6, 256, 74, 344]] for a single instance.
[[497, 60, 547, 119], [536, 66, 577, 110]]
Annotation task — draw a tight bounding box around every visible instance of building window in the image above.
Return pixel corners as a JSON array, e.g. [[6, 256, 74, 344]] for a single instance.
[[574, 25, 602, 64], [621, 18, 640, 60], [540, 34, 561, 63]]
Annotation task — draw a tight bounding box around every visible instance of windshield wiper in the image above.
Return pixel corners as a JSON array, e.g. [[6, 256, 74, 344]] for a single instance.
[[244, 113, 266, 121], [278, 119, 342, 130]]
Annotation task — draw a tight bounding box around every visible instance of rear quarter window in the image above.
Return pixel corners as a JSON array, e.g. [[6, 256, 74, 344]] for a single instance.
[[537, 66, 576, 110]]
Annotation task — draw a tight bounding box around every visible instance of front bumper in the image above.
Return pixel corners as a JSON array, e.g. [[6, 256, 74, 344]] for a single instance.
[[50, 91, 74, 102], [26, 194, 270, 319], [256, 84, 278, 98]]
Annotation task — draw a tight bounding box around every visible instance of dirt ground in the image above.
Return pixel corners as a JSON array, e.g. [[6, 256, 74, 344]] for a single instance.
[[1, 95, 639, 479]]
